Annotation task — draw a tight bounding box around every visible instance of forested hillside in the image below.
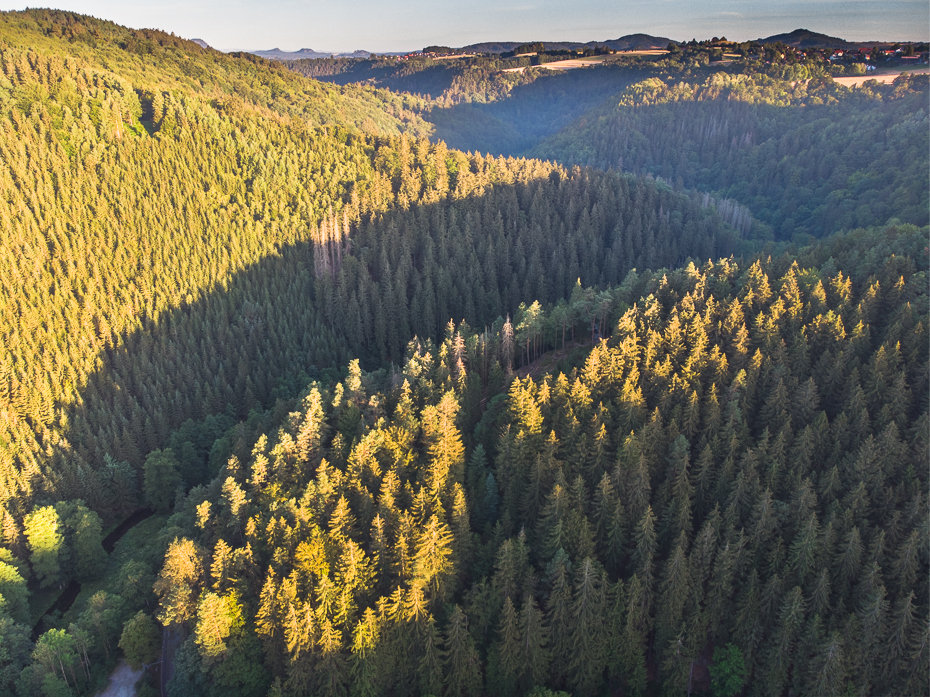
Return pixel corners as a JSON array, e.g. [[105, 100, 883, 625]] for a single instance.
[[0, 24, 739, 531], [283, 45, 851, 159], [0, 9, 926, 697], [533, 72, 930, 239], [0, 17, 743, 692], [286, 57, 656, 156]]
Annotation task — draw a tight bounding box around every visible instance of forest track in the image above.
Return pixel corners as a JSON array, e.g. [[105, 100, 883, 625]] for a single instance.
[[160, 627, 184, 696], [515, 338, 593, 379], [102, 508, 155, 553], [95, 660, 143, 697]]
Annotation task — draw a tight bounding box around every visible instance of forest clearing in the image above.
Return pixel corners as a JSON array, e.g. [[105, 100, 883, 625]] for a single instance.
[[832, 66, 930, 86]]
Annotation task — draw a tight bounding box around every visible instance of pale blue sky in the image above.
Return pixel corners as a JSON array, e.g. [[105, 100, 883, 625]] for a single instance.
[[2, 0, 927, 52]]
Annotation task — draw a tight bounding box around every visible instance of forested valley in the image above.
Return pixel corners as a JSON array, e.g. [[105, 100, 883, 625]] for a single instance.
[[532, 73, 929, 239], [0, 8, 926, 697]]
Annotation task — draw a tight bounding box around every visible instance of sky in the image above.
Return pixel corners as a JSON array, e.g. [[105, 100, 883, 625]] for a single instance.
[[1, 0, 926, 52]]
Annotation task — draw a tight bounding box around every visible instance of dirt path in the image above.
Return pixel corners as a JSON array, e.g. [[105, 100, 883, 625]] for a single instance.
[[96, 660, 142, 697], [102, 508, 154, 553], [515, 338, 593, 379], [32, 509, 154, 640], [160, 626, 184, 696]]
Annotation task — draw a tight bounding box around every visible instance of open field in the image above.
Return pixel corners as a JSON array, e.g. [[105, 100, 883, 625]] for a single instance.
[[430, 53, 479, 60], [502, 49, 669, 73], [833, 67, 929, 87], [502, 55, 609, 73]]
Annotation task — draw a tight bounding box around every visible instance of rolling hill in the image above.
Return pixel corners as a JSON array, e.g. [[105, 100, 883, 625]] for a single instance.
[[459, 33, 673, 54], [757, 28, 854, 48]]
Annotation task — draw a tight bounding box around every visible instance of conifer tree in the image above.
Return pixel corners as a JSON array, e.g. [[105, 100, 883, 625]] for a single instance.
[[518, 594, 550, 691], [568, 558, 606, 694], [443, 605, 482, 697]]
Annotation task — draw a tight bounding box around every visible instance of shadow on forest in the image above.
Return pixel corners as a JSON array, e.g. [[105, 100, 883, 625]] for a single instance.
[[424, 66, 649, 156], [314, 63, 462, 97], [529, 96, 930, 238], [314, 61, 655, 156], [54, 168, 738, 510]]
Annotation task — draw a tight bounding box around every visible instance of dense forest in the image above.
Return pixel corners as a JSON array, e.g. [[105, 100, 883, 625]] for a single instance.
[[0, 8, 926, 697], [282, 53, 930, 234], [153, 225, 929, 697], [284, 56, 655, 156]]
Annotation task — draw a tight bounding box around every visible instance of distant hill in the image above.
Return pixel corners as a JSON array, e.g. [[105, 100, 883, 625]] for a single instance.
[[190, 38, 210, 49], [250, 34, 672, 61], [603, 33, 674, 50], [250, 47, 372, 60], [757, 28, 854, 48], [459, 33, 672, 54]]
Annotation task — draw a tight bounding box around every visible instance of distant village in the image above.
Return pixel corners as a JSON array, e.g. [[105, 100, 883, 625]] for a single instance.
[[402, 37, 930, 72]]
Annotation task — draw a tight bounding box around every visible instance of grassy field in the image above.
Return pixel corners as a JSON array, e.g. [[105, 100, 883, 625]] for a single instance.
[[502, 55, 611, 73], [833, 67, 930, 87]]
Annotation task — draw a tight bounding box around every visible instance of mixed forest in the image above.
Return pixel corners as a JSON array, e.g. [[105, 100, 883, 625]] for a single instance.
[[0, 8, 926, 697]]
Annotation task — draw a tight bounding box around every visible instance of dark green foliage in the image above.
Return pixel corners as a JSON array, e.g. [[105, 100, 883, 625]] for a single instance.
[[139, 225, 926, 697], [118, 611, 160, 669], [534, 73, 930, 239], [144, 450, 183, 512], [0, 617, 31, 695], [710, 643, 747, 697]]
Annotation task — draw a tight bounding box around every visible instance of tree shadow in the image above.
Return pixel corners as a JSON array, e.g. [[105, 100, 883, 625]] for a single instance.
[[424, 64, 659, 156], [310, 61, 463, 98], [28, 169, 741, 522], [309, 60, 665, 156]]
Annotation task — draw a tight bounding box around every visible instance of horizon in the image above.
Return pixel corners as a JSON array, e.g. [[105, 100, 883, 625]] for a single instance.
[[239, 27, 929, 57], [0, 1, 927, 54]]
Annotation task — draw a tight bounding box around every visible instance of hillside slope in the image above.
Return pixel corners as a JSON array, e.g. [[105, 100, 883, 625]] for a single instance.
[[757, 28, 853, 48], [533, 72, 930, 238], [0, 10, 927, 697], [0, 10, 431, 136], [0, 9, 741, 541]]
